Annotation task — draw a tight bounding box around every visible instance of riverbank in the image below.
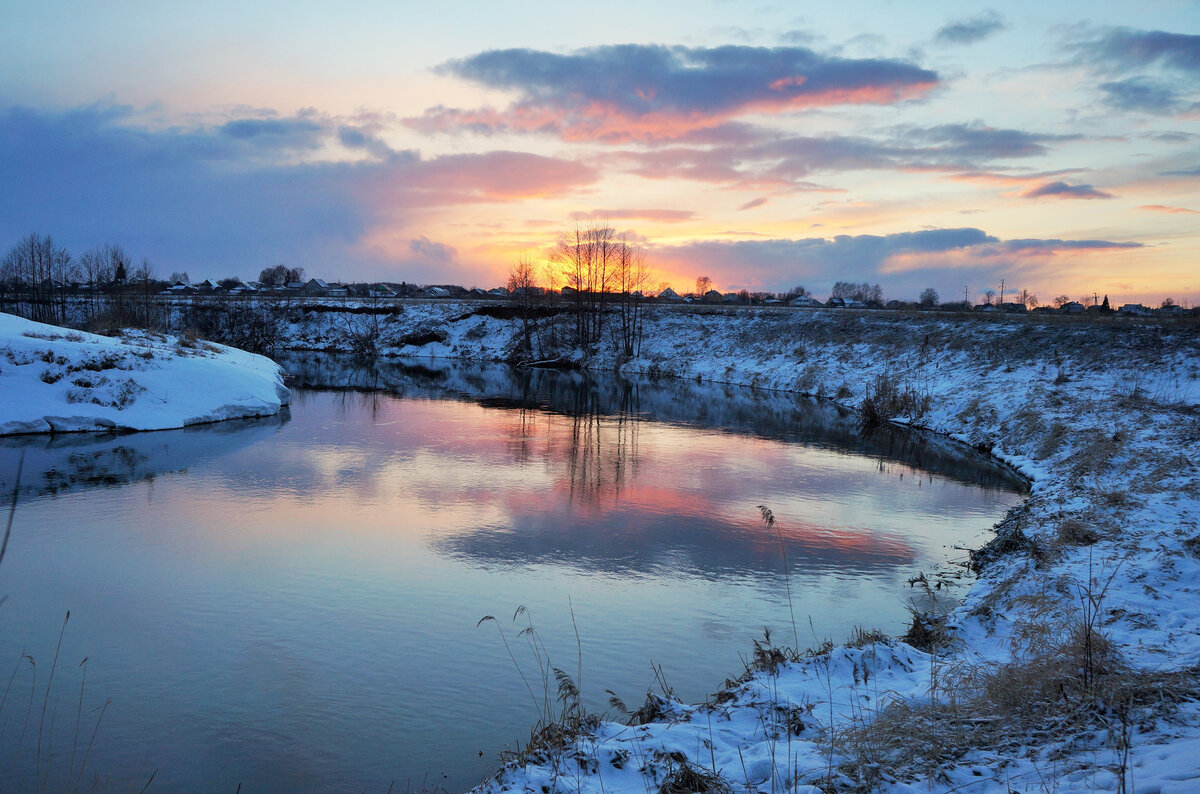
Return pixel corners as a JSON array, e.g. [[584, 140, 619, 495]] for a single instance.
[[0, 312, 290, 435], [274, 302, 1200, 792]]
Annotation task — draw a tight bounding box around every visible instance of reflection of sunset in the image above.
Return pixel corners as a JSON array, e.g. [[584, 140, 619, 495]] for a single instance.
[[142, 388, 1011, 578]]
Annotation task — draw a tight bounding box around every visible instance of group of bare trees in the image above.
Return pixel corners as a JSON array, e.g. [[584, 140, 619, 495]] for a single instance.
[[0, 233, 164, 327], [507, 220, 651, 362], [0, 234, 74, 323], [257, 264, 306, 287], [831, 281, 884, 306]]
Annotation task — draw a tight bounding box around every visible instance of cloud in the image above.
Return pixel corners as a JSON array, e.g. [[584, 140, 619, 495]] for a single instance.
[[408, 151, 597, 201], [1076, 28, 1200, 75], [1137, 204, 1199, 215], [948, 168, 1086, 186], [651, 229, 1142, 298], [616, 123, 1077, 190], [408, 236, 457, 265], [408, 44, 939, 143], [935, 11, 1005, 45], [1073, 27, 1200, 115], [738, 198, 768, 211], [219, 115, 324, 143], [568, 208, 695, 223], [1100, 78, 1195, 114], [1021, 180, 1115, 199], [0, 102, 597, 282]]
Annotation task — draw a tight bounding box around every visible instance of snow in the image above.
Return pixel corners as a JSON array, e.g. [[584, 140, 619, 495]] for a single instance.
[[0, 312, 290, 435], [273, 301, 1198, 794]]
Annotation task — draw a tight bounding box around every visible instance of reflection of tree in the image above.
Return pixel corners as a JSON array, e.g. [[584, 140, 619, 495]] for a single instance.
[[554, 379, 642, 507], [277, 352, 1027, 494]]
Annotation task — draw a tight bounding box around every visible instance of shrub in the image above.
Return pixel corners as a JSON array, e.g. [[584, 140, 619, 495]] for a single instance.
[[859, 373, 931, 427]]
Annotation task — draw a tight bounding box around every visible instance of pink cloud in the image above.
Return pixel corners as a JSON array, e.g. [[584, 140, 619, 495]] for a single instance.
[[1137, 203, 1199, 214]]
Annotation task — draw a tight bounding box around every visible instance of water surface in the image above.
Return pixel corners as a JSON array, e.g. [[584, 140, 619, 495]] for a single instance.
[[0, 356, 1024, 792]]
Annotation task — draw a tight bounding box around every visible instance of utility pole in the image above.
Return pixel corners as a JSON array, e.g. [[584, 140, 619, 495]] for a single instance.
[[964, 285, 969, 305], [999, 279, 1005, 306]]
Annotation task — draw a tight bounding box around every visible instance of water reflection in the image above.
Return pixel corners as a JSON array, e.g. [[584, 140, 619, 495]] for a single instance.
[[274, 354, 1025, 584], [0, 412, 290, 500]]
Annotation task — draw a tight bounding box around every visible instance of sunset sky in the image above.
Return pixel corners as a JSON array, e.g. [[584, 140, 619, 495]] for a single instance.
[[1, 1, 1197, 304]]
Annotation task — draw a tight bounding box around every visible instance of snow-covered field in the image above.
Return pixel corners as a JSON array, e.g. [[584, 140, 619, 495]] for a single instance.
[[0, 312, 290, 435], [275, 301, 1200, 793]]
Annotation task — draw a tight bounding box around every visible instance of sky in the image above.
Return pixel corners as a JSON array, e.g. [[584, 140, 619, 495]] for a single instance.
[[0, 0, 1197, 304]]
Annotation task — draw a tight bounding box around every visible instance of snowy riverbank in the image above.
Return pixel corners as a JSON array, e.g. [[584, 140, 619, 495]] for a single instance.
[[0, 313, 290, 435], [273, 301, 1200, 792]]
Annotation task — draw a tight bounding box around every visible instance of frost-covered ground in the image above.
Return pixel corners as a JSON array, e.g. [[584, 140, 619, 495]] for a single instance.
[[0, 312, 290, 435], [275, 301, 1200, 793]]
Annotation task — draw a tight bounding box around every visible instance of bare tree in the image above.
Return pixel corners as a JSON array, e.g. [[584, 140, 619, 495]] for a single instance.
[[555, 221, 618, 347], [613, 236, 649, 357], [0, 233, 75, 323], [695, 275, 712, 299], [1052, 294, 1070, 309], [507, 257, 541, 359], [919, 287, 939, 309]]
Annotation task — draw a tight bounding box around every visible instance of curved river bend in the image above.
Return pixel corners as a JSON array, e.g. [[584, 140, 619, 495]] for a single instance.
[[0, 355, 1024, 792]]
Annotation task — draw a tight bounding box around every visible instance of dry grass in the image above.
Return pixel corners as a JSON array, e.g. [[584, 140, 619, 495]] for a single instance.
[[846, 627, 891, 649], [657, 759, 732, 794], [1035, 421, 1070, 460], [1056, 517, 1100, 547], [859, 373, 931, 428], [839, 614, 1158, 789]]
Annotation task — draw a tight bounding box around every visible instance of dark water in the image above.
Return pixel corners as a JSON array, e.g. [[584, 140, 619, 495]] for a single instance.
[[0, 355, 1025, 792]]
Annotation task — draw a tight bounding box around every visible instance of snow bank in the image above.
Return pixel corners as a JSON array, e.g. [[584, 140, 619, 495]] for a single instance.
[[0, 313, 290, 435]]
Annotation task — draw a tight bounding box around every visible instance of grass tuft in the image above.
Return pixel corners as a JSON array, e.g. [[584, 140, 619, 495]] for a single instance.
[[657, 759, 732, 794]]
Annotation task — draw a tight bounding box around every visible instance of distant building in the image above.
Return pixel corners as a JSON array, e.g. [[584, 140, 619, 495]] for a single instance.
[[1061, 301, 1086, 314], [656, 287, 682, 301], [828, 297, 865, 308], [1000, 302, 1027, 313], [1118, 303, 1152, 317], [790, 295, 822, 308]]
